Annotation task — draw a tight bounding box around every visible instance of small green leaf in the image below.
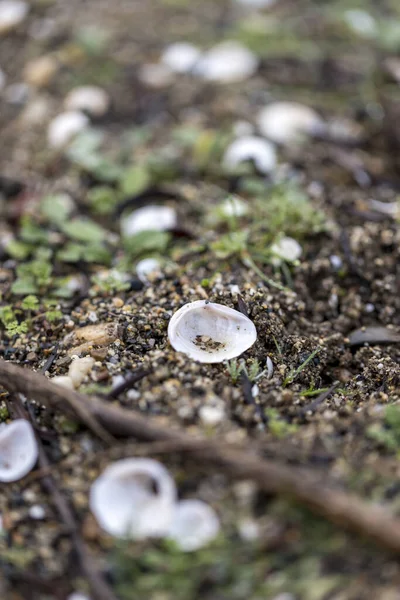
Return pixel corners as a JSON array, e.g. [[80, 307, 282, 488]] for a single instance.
[[5, 240, 32, 260], [40, 193, 73, 225], [123, 230, 170, 258], [119, 165, 151, 197], [21, 295, 39, 311], [57, 242, 83, 263], [11, 279, 38, 295], [62, 219, 107, 243], [87, 186, 118, 215], [20, 217, 48, 244]]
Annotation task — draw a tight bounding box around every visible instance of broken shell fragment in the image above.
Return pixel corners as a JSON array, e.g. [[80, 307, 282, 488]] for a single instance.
[[168, 300, 257, 363], [258, 102, 324, 145], [89, 458, 177, 538], [223, 136, 276, 174], [168, 499, 220, 551], [121, 205, 177, 237], [0, 419, 38, 482]]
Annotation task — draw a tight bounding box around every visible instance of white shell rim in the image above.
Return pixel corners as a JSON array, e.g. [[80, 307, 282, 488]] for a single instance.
[[168, 300, 257, 363]]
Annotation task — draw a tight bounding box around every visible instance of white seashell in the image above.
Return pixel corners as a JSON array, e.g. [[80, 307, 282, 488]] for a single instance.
[[67, 594, 91, 600], [47, 111, 89, 149], [138, 63, 174, 88], [344, 10, 376, 38], [0, 420, 38, 482], [258, 102, 324, 145], [168, 300, 257, 363], [90, 458, 177, 538], [223, 136, 276, 174], [220, 196, 248, 217], [0, 1, 29, 34], [51, 375, 75, 390], [270, 236, 302, 263], [168, 499, 220, 551], [68, 356, 95, 388], [121, 205, 177, 237], [195, 41, 258, 83], [136, 257, 161, 282], [161, 42, 201, 74], [64, 86, 110, 117]]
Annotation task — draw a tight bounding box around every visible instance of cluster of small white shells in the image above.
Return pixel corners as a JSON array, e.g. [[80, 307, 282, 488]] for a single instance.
[[141, 40, 258, 87], [168, 300, 257, 363], [121, 205, 177, 237], [0, 419, 38, 482], [47, 85, 110, 149], [90, 458, 220, 551]]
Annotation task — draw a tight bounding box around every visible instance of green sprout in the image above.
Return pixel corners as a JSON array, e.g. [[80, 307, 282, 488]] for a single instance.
[[283, 347, 321, 387]]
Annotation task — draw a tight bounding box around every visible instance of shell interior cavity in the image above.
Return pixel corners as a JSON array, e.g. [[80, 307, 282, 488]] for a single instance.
[[0, 419, 38, 482], [89, 458, 177, 538], [168, 300, 257, 363]]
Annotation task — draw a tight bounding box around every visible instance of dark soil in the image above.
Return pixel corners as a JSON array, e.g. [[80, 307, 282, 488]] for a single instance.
[[0, 0, 400, 599]]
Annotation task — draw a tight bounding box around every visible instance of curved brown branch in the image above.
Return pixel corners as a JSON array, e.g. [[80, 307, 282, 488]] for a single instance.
[[1, 360, 400, 554]]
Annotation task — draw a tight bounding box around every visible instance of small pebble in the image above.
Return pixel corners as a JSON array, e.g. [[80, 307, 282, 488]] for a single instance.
[[68, 356, 95, 388], [29, 505, 45, 520], [199, 404, 225, 426], [23, 55, 58, 87]]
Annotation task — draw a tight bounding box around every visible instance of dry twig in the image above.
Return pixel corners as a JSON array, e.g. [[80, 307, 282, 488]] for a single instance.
[[2, 360, 400, 554]]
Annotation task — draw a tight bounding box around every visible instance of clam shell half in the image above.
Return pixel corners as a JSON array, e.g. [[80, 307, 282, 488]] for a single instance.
[[168, 300, 257, 363]]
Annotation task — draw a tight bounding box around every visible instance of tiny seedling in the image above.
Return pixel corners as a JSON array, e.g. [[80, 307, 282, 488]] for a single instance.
[[283, 347, 321, 387]]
